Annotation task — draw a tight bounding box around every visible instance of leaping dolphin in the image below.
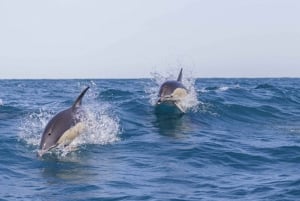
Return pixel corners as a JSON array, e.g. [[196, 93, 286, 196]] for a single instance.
[[38, 87, 89, 157], [156, 68, 188, 113]]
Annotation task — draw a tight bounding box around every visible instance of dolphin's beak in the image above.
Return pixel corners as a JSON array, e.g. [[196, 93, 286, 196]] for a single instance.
[[37, 149, 47, 158], [37, 144, 57, 158]]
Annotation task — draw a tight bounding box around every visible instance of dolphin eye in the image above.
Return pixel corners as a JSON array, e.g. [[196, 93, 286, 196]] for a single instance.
[[48, 133, 51, 136]]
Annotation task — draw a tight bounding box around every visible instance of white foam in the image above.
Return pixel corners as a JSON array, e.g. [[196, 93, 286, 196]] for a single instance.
[[219, 86, 229, 91], [217, 84, 240, 92], [71, 103, 120, 146], [18, 108, 53, 147], [0, 99, 3, 106]]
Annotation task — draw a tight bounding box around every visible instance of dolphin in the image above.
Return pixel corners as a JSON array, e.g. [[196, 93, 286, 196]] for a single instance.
[[38, 87, 89, 157], [156, 68, 188, 113]]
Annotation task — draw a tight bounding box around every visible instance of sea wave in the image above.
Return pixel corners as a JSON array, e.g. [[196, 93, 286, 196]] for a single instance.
[[1, 78, 300, 201]]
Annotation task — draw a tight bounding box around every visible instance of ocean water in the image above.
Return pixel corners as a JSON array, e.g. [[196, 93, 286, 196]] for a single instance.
[[0, 77, 300, 201]]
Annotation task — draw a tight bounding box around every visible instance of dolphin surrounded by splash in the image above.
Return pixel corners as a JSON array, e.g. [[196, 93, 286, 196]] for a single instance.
[[38, 87, 89, 157], [156, 68, 188, 114]]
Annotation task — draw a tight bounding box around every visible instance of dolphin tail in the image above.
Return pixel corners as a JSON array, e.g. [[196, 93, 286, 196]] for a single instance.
[[177, 68, 183, 82], [72, 86, 90, 109]]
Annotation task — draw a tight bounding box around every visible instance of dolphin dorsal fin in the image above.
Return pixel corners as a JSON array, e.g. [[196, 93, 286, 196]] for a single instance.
[[72, 86, 90, 110], [177, 68, 183, 82]]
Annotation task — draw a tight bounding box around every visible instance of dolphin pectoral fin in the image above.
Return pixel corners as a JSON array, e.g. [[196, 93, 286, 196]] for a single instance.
[[72, 86, 90, 110], [37, 143, 59, 157], [174, 102, 185, 113]]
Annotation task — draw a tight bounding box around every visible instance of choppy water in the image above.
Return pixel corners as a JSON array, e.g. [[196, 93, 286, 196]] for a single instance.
[[0, 77, 300, 200]]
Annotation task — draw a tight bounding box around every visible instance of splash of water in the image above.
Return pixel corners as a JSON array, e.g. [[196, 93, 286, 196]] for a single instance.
[[72, 103, 120, 146], [19, 108, 54, 148]]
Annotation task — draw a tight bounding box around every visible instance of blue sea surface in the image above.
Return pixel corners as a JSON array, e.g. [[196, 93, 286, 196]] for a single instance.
[[0, 78, 300, 200]]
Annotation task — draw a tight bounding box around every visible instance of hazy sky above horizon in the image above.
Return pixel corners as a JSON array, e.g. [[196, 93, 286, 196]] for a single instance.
[[0, 0, 299, 78]]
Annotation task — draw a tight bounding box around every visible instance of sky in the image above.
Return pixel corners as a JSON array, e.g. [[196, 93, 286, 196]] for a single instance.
[[0, 0, 299, 78]]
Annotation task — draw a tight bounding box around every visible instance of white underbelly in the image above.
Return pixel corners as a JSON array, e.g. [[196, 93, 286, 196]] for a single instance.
[[172, 88, 188, 100], [57, 122, 85, 146]]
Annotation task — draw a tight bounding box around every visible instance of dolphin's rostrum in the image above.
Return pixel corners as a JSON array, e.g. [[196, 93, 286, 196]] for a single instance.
[[38, 86, 89, 157]]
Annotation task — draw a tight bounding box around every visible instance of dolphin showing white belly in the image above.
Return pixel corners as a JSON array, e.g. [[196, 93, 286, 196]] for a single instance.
[[38, 87, 89, 157], [156, 68, 188, 113]]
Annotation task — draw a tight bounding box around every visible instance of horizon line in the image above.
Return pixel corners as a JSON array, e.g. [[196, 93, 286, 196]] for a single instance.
[[0, 76, 299, 80]]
